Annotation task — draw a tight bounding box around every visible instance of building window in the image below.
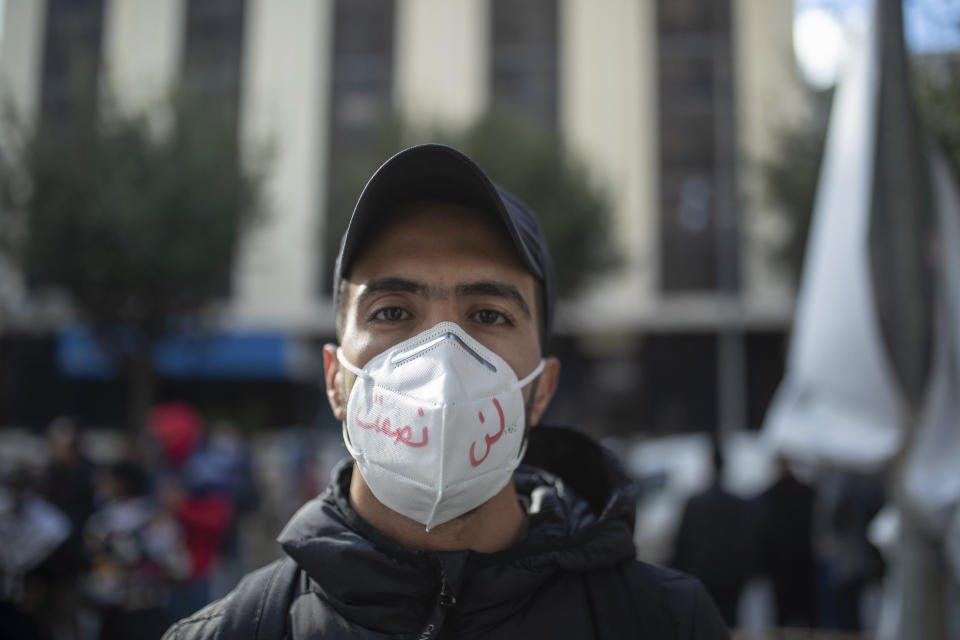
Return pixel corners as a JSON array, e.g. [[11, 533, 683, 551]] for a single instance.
[[179, 0, 246, 296], [40, 0, 105, 131], [657, 0, 739, 293], [323, 0, 396, 294], [329, 0, 395, 153], [490, 0, 559, 129], [182, 0, 246, 128]]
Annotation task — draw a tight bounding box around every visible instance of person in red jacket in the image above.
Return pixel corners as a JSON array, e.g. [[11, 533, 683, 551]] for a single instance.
[[148, 402, 234, 623]]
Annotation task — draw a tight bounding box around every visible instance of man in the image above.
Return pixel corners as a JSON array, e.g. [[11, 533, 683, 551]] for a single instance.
[[755, 455, 816, 628], [671, 446, 756, 627], [164, 144, 728, 639]]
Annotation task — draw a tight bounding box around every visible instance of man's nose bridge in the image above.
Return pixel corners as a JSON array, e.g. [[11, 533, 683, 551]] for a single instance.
[[421, 297, 461, 330]]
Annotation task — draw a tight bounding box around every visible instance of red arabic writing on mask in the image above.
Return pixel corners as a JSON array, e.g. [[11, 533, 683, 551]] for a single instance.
[[469, 398, 505, 467], [355, 396, 429, 447]]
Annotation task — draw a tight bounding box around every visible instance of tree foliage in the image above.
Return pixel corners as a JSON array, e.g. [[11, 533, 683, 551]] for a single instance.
[[2, 93, 262, 333], [757, 89, 832, 285], [914, 55, 960, 174], [324, 111, 619, 297], [0, 89, 264, 428]]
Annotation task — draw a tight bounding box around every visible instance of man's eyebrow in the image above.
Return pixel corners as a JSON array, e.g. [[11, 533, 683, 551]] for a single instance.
[[456, 281, 531, 319], [353, 277, 531, 320], [354, 277, 429, 306]]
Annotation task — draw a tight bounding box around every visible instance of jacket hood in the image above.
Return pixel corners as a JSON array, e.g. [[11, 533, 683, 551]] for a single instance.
[[277, 426, 639, 636]]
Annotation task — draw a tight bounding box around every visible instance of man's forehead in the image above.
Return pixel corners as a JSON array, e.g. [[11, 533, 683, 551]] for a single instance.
[[343, 203, 537, 311]]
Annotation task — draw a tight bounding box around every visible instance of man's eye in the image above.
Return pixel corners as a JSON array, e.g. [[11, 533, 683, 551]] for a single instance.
[[371, 307, 409, 322], [472, 309, 509, 326]]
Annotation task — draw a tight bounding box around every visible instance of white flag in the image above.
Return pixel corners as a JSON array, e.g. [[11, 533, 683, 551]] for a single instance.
[[763, 10, 907, 470]]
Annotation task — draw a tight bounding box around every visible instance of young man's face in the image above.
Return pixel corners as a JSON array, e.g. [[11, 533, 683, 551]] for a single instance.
[[323, 202, 558, 427]]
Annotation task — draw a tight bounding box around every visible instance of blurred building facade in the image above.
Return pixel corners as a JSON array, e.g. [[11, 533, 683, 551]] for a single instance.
[[0, 0, 809, 435]]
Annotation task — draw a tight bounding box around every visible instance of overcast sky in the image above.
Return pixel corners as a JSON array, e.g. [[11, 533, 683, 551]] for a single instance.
[[793, 0, 960, 87], [796, 0, 960, 52]]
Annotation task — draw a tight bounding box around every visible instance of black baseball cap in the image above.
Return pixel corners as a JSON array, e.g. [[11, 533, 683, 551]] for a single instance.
[[333, 144, 556, 338]]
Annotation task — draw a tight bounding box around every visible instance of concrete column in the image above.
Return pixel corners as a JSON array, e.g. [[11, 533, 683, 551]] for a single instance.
[[733, 0, 809, 314], [395, 0, 489, 130], [233, 0, 333, 330], [0, 0, 47, 328], [0, 0, 47, 130], [559, 0, 656, 331], [102, 0, 185, 126]]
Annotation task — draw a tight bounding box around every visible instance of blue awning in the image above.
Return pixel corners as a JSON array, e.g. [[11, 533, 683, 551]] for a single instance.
[[57, 328, 313, 380]]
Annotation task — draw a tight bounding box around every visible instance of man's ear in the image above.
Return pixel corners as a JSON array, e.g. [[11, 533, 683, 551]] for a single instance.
[[527, 356, 560, 427], [322, 344, 345, 421]]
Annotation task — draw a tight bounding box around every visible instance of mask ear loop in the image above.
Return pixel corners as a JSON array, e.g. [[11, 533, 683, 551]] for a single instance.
[[513, 360, 545, 460], [515, 359, 546, 390], [336, 348, 363, 454], [336, 347, 367, 378]]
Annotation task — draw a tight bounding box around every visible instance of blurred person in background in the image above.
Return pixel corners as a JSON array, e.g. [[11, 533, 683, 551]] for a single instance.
[[41, 415, 98, 638], [147, 402, 234, 624], [43, 416, 97, 543], [0, 463, 72, 640], [205, 419, 259, 599], [83, 460, 191, 640], [163, 144, 728, 639], [754, 454, 816, 628], [670, 444, 757, 627], [814, 469, 886, 631]]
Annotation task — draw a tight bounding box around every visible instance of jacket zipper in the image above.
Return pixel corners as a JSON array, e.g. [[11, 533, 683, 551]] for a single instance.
[[415, 564, 457, 640]]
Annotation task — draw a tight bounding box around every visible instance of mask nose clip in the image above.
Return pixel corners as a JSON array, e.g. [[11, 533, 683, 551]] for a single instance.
[[390, 328, 498, 373]]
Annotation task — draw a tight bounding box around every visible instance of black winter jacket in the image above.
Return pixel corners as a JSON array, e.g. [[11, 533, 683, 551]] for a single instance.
[[163, 426, 729, 639]]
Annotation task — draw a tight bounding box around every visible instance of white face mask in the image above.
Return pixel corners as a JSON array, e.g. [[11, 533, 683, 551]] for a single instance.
[[337, 321, 545, 530]]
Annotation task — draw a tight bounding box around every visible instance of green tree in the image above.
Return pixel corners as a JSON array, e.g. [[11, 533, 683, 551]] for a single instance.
[[0, 92, 264, 429], [324, 111, 619, 298], [914, 55, 960, 174], [756, 88, 832, 285]]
